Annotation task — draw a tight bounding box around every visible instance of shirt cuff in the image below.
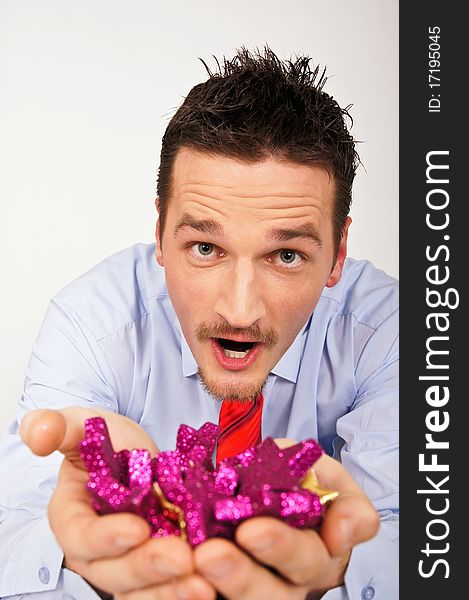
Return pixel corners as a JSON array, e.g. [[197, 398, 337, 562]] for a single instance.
[[323, 523, 399, 600], [0, 514, 103, 599], [1, 570, 102, 599], [0, 515, 63, 596]]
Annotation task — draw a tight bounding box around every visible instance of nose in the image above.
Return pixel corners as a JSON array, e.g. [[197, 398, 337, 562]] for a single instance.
[[214, 258, 266, 329]]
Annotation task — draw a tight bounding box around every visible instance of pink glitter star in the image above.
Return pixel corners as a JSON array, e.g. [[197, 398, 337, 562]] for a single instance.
[[79, 418, 332, 546]]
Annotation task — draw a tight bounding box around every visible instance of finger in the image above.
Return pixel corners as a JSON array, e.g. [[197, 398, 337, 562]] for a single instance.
[[272, 442, 380, 557], [236, 516, 335, 588], [114, 574, 216, 600], [49, 458, 151, 561], [174, 575, 217, 600], [77, 536, 196, 595], [320, 488, 380, 557], [20, 407, 159, 462], [20, 409, 77, 457], [314, 455, 380, 556], [195, 538, 296, 600]]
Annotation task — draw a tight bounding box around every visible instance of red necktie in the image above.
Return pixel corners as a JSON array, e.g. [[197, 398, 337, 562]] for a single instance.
[[216, 393, 264, 466]]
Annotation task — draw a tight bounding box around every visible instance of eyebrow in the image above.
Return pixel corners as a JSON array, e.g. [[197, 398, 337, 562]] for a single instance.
[[267, 223, 323, 248], [173, 213, 323, 248], [174, 214, 224, 237]]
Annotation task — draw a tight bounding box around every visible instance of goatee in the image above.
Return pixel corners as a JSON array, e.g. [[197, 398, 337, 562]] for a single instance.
[[197, 367, 268, 403]]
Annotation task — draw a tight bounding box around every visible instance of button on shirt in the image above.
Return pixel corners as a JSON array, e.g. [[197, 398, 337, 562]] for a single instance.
[[38, 567, 50, 584], [0, 243, 399, 599], [362, 584, 376, 599]]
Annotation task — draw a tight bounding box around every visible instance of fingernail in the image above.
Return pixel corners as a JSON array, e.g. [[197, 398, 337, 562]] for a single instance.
[[201, 558, 233, 579], [153, 557, 181, 577]]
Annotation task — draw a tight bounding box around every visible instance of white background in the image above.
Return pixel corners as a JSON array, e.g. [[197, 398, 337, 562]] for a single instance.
[[0, 0, 398, 431]]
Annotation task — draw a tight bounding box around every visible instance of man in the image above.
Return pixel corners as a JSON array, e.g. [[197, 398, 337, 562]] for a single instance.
[[0, 47, 398, 599]]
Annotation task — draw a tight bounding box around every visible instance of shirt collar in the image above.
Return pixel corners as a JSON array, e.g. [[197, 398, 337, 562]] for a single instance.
[[270, 318, 311, 383], [181, 317, 311, 383], [181, 332, 199, 377]]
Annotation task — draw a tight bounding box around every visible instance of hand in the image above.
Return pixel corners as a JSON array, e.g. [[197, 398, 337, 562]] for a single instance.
[[194, 450, 380, 600], [20, 407, 216, 600]]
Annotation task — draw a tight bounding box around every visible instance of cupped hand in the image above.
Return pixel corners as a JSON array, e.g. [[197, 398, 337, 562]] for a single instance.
[[194, 450, 380, 599], [20, 407, 216, 600]]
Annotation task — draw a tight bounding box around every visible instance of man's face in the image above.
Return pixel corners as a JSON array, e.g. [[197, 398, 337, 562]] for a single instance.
[[156, 148, 350, 401]]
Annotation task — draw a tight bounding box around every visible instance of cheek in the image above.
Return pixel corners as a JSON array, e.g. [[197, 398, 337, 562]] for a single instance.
[[268, 279, 323, 330], [164, 261, 216, 320]]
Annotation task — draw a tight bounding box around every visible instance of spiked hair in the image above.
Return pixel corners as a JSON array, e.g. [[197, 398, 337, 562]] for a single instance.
[[157, 46, 359, 251]]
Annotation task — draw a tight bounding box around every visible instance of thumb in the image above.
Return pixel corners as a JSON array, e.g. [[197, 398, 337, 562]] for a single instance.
[[273, 438, 380, 556], [20, 407, 159, 467], [20, 408, 85, 460], [314, 454, 380, 556]]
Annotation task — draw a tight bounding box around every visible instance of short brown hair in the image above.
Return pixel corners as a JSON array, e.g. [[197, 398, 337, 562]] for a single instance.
[[157, 45, 359, 251]]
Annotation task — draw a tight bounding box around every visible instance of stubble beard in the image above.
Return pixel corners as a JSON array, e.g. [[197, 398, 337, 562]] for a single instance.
[[197, 366, 269, 403]]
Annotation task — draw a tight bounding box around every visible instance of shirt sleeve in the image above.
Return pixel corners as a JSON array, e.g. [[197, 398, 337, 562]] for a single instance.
[[0, 298, 117, 598], [326, 309, 399, 600]]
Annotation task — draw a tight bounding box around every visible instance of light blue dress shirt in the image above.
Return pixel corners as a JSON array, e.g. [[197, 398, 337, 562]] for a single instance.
[[0, 243, 398, 599]]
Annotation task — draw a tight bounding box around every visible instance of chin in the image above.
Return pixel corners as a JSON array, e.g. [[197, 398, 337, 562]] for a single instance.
[[197, 367, 268, 402]]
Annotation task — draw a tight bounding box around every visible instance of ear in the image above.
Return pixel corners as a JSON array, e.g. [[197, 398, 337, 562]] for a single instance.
[[326, 217, 351, 288], [155, 198, 164, 267]]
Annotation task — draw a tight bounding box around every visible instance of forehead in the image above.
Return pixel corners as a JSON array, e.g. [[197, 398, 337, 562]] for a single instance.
[[167, 148, 336, 230]]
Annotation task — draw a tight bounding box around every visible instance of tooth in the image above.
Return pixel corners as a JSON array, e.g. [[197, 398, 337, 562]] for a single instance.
[[223, 349, 249, 358]]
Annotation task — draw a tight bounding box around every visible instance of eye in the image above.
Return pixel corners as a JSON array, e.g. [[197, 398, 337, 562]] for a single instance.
[[279, 249, 297, 264], [268, 249, 305, 269], [196, 243, 214, 256], [188, 242, 223, 263]]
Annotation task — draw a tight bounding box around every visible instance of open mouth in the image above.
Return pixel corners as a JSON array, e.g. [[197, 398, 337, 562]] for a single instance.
[[216, 338, 257, 359]]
